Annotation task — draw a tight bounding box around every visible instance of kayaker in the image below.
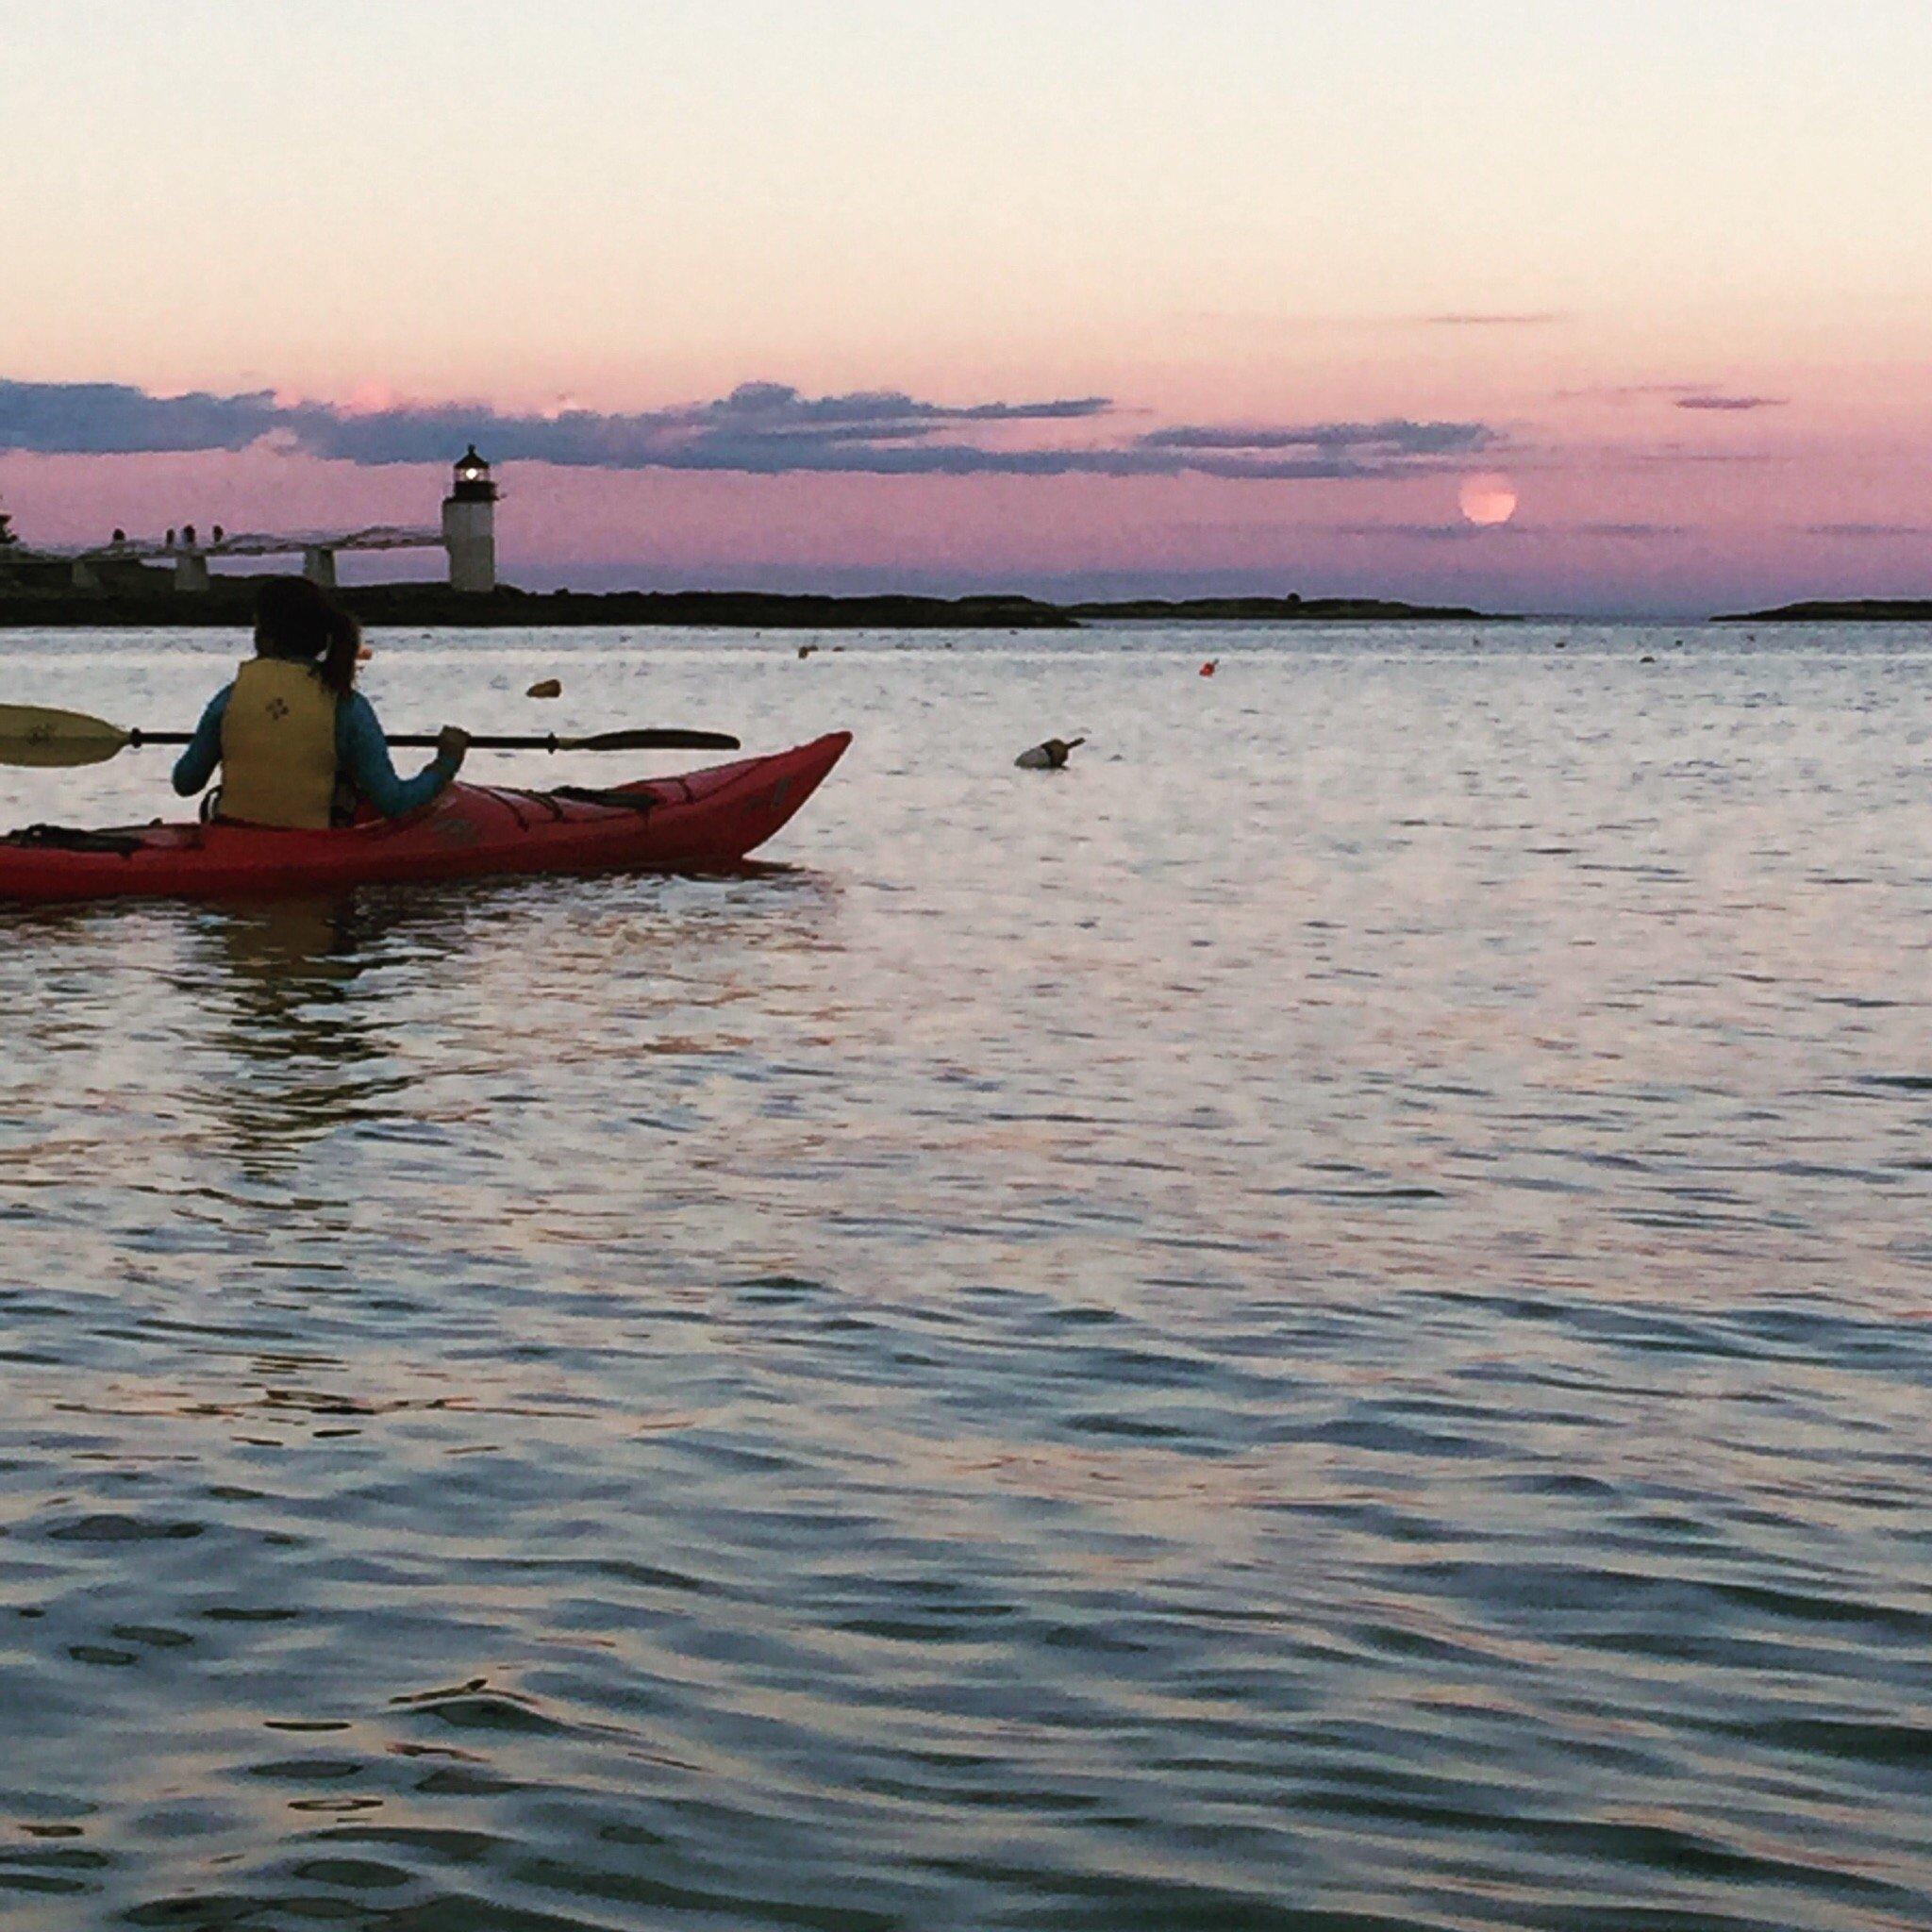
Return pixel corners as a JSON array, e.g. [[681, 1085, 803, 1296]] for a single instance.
[[171, 576, 469, 828]]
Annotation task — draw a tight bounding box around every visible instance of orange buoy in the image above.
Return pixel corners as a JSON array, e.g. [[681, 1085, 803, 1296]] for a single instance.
[[1200, 659, 1218, 677]]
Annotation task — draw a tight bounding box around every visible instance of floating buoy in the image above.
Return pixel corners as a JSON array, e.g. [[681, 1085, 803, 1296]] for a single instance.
[[357, 644, 374, 663], [1200, 660, 1218, 676], [1016, 736, 1085, 770], [525, 677, 562, 699]]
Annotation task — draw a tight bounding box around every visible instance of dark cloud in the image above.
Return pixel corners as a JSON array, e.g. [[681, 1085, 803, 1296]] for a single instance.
[[1674, 394, 1787, 412], [1557, 384, 1788, 413], [1564, 522, 1690, 538], [0, 376, 1494, 482], [0, 378, 280, 453], [287, 383, 1121, 472], [701, 381, 1109, 425], [1141, 420, 1492, 459], [1323, 520, 1688, 541], [1324, 522, 1521, 541], [1803, 522, 1932, 538]]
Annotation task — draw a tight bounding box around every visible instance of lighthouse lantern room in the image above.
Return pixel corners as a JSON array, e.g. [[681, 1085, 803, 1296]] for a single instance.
[[441, 444, 498, 591]]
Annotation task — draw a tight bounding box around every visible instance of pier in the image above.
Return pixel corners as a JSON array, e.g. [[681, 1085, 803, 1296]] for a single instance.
[[13, 448, 498, 596]]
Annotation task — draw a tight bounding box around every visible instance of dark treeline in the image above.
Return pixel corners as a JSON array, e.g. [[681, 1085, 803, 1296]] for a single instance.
[[0, 579, 1501, 629]]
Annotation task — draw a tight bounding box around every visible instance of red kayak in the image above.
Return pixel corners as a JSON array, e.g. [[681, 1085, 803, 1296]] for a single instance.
[[0, 732, 850, 905]]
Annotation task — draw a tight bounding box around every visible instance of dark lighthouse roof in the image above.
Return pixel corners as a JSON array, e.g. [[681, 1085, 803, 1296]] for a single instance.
[[449, 443, 497, 501]]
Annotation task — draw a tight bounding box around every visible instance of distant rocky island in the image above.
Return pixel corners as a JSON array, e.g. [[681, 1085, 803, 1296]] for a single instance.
[[0, 574, 1501, 630], [1715, 599, 1932, 623], [1065, 594, 1494, 622]]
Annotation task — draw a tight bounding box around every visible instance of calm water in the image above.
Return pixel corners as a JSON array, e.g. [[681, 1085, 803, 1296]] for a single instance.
[[1, 622, 1928, 1932]]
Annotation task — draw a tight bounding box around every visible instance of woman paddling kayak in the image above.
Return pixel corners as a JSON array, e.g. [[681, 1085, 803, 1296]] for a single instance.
[[172, 575, 470, 828]]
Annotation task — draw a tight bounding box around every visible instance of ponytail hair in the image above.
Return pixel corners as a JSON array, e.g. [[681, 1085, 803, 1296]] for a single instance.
[[316, 602, 362, 698], [253, 575, 362, 698]]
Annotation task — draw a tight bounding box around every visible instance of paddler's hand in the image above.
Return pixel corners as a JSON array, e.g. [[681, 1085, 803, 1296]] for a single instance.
[[436, 725, 472, 772]]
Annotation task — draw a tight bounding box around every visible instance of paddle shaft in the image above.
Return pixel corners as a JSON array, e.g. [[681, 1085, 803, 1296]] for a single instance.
[[0, 705, 740, 767], [123, 728, 738, 752]]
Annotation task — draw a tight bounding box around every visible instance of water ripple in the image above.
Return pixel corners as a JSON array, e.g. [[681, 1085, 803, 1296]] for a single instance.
[[0, 625, 1928, 1928]]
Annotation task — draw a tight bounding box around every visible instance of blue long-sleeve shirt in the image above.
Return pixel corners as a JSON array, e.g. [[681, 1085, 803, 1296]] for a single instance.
[[171, 685, 460, 820]]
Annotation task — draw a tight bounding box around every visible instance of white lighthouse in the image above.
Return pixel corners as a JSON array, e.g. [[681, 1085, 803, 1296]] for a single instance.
[[441, 444, 497, 592]]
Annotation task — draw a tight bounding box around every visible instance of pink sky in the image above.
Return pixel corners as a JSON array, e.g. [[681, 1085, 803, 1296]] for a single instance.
[[5, 1, 1930, 614]]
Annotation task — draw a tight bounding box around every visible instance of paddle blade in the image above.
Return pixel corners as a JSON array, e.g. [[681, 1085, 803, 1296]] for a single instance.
[[0, 705, 133, 769], [570, 728, 741, 752]]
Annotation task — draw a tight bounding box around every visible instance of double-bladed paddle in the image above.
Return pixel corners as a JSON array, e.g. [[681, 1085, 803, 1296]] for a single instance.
[[0, 704, 740, 770]]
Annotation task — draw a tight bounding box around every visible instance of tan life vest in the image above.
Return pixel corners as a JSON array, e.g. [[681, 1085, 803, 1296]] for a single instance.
[[218, 658, 341, 829]]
